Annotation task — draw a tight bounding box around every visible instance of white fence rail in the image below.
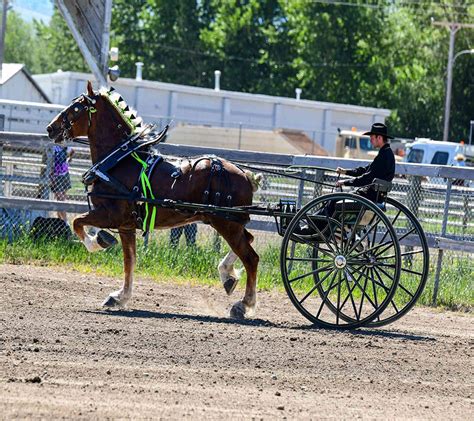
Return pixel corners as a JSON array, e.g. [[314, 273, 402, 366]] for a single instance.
[[1, 131, 473, 304]]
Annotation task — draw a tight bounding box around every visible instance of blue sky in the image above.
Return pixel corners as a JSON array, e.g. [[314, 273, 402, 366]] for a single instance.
[[12, 0, 54, 23]]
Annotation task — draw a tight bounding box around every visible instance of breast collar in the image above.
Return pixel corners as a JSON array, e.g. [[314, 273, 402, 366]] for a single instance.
[[82, 125, 169, 194]]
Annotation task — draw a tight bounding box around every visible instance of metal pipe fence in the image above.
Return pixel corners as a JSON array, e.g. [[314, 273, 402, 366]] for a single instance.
[[1, 132, 473, 306]]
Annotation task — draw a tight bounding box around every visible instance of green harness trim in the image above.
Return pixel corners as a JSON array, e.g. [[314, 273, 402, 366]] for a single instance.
[[131, 152, 157, 232]]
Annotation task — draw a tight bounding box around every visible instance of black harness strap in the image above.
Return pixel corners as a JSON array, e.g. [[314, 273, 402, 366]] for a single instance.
[[82, 125, 168, 187], [198, 157, 232, 206], [83, 126, 169, 215]]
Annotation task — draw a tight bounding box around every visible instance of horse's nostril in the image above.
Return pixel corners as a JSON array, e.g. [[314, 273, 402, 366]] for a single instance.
[[47, 126, 53, 133]]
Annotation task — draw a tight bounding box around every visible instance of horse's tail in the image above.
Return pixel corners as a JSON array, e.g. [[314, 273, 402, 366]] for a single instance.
[[245, 171, 263, 192]]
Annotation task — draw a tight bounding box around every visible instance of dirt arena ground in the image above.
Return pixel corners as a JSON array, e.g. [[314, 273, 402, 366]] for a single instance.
[[0, 263, 472, 419]]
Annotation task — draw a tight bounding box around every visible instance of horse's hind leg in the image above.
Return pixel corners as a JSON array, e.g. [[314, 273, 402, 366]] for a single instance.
[[212, 220, 259, 319], [103, 229, 136, 308], [218, 251, 240, 295]]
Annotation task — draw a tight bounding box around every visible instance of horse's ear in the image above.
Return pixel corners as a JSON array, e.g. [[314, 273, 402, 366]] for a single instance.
[[86, 80, 94, 96]]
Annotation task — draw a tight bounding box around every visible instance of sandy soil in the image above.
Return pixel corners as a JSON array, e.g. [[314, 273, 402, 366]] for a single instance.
[[0, 263, 472, 419]]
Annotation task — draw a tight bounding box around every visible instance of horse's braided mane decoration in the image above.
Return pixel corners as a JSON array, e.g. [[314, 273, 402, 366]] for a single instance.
[[99, 87, 143, 134]]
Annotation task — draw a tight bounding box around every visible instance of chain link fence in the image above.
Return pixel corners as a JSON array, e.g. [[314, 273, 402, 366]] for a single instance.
[[1, 133, 473, 308]]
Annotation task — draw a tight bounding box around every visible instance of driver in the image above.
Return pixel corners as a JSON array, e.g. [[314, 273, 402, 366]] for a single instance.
[[335, 122, 395, 202], [295, 123, 395, 236]]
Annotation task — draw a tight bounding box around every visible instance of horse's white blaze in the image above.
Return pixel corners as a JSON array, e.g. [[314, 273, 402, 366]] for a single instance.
[[218, 251, 239, 282]]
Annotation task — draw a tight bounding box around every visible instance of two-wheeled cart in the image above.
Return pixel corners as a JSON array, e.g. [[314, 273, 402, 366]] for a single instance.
[[129, 173, 429, 329]]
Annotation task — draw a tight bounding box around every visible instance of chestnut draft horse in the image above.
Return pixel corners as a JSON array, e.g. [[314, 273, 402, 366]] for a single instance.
[[46, 81, 261, 319]]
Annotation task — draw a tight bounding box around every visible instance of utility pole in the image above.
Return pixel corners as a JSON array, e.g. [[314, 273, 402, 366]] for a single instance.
[[0, 0, 9, 78], [432, 21, 474, 142]]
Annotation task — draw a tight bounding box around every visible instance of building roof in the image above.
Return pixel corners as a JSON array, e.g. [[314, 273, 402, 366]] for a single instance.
[[1, 63, 51, 102]]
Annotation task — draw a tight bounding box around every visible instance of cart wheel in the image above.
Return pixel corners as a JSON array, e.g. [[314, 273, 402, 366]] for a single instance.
[[367, 197, 429, 327], [280, 193, 401, 329]]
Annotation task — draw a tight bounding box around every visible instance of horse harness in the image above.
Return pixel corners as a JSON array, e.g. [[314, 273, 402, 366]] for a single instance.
[[193, 157, 233, 207], [82, 125, 234, 233]]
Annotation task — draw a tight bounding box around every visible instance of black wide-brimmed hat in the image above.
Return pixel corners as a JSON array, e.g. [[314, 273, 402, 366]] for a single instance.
[[363, 123, 394, 139]]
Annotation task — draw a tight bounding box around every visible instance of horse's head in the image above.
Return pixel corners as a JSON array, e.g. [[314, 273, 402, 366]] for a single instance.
[[47, 81, 143, 148], [47, 81, 99, 143]]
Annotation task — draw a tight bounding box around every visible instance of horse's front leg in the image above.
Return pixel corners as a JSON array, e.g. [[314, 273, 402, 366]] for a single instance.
[[102, 228, 136, 308], [73, 210, 118, 252]]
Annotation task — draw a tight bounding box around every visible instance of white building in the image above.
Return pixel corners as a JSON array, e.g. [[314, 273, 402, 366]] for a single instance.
[[0, 64, 50, 103], [33, 71, 390, 154]]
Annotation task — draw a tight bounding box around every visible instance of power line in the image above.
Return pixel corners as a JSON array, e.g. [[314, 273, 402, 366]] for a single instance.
[[307, 0, 473, 11]]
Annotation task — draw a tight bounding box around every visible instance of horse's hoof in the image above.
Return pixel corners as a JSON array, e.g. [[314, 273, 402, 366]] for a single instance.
[[223, 277, 238, 296], [230, 302, 246, 319], [102, 295, 120, 308], [97, 230, 118, 249]]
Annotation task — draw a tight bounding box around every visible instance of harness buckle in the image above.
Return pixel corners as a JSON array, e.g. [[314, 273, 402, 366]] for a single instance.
[[171, 168, 182, 179], [82, 171, 97, 185]]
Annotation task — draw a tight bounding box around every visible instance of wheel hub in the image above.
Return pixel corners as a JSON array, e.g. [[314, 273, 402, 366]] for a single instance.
[[334, 255, 347, 269], [366, 253, 377, 268]]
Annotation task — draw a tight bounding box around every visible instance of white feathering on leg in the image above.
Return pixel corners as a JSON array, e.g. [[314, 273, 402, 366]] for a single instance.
[[84, 234, 103, 253]]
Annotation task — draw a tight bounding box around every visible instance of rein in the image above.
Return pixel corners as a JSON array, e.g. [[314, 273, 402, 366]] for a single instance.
[[235, 162, 337, 188]]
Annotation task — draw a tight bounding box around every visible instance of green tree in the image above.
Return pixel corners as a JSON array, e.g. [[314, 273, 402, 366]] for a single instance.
[[35, 8, 88, 73], [19, 0, 472, 141], [111, 0, 213, 86], [200, 0, 295, 94], [4, 10, 44, 73]]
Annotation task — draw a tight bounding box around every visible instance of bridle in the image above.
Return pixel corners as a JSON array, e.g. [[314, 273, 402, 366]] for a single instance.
[[56, 92, 131, 144], [57, 94, 97, 142]]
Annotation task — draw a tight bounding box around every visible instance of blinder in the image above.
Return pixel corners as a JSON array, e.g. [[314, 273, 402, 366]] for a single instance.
[[59, 94, 97, 141]]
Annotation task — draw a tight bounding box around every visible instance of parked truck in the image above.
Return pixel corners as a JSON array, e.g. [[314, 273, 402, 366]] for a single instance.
[[335, 128, 408, 161]]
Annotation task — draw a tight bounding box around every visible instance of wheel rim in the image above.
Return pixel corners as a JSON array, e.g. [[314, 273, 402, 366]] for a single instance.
[[368, 197, 429, 327], [280, 193, 401, 329]]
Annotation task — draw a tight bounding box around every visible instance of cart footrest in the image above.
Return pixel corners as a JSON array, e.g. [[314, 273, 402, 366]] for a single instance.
[[276, 199, 297, 236]]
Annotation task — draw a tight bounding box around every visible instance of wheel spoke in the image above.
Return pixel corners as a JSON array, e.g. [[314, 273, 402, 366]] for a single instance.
[[349, 265, 391, 294], [378, 209, 402, 244], [370, 219, 380, 249], [325, 211, 340, 254], [288, 264, 333, 284], [340, 268, 367, 320], [372, 266, 399, 314], [373, 265, 416, 299], [349, 239, 395, 259], [376, 249, 423, 260], [346, 217, 384, 255], [344, 205, 367, 253], [305, 213, 337, 253], [370, 267, 379, 320], [346, 265, 379, 311], [287, 256, 333, 264], [315, 271, 339, 319], [395, 280, 416, 298], [298, 268, 336, 304], [374, 263, 424, 277], [375, 228, 417, 257], [312, 246, 335, 259], [340, 199, 346, 251]]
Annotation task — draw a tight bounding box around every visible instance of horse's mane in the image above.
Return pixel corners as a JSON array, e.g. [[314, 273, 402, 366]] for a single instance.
[[99, 87, 143, 134]]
